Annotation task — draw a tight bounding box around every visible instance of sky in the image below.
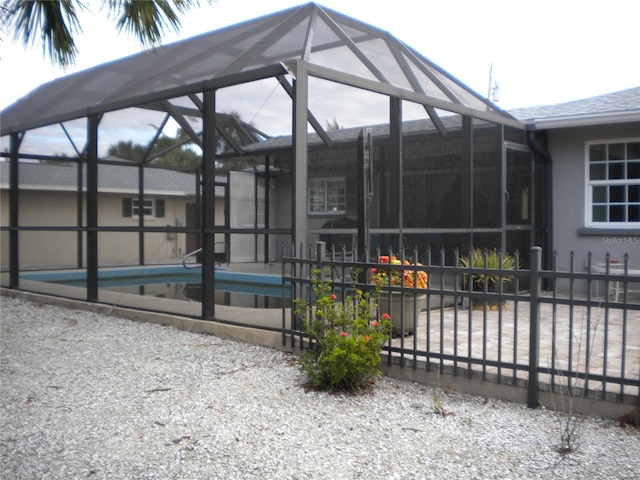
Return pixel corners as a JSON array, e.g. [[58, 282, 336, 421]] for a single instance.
[[1, 0, 639, 114]]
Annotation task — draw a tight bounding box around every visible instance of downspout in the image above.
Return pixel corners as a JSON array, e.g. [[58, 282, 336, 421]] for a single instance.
[[527, 129, 553, 284]]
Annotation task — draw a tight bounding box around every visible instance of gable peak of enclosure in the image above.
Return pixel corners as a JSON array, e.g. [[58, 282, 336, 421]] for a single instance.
[[1, 2, 522, 137]]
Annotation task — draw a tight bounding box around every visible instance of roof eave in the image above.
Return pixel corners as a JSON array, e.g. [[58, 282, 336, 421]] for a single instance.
[[526, 110, 640, 130]]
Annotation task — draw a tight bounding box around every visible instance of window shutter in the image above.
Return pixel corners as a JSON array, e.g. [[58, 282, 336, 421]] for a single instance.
[[122, 198, 132, 217], [156, 199, 165, 218]]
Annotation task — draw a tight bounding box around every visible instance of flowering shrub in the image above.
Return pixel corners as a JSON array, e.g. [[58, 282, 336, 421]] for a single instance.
[[295, 270, 392, 392], [370, 255, 428, 289]]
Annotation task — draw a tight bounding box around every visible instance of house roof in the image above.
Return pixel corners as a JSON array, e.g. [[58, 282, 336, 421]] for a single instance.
[[242, 113, 464, 152], [0, 2, 521, 138], [0, 161, 227, 196], [238, 86, 640, 153], [510, 86, 640, 129], [4, 86, 636, 194]]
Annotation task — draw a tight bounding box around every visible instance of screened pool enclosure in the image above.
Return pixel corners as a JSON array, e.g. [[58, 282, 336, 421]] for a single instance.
[[1, 3, 548, 320]]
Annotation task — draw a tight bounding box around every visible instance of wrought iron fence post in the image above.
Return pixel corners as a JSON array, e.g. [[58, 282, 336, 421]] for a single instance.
[[316, 241, 326, 277], [528, 246, 542, 408]]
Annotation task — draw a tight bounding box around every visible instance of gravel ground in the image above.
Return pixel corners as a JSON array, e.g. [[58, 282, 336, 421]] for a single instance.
[[1, 295, 638, 480]]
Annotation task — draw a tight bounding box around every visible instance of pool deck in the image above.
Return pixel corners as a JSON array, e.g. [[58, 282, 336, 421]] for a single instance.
[[390, 298, 640, 399]]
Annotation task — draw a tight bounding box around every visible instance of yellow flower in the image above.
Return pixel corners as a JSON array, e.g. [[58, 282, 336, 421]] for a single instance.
[[372, 256, 428, 289]]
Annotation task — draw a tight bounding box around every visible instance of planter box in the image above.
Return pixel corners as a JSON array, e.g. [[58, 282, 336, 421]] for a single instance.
[[379, 292, 426, 336]]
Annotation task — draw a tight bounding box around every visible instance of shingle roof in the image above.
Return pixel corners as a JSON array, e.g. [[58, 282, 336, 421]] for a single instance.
[[242, 114, 463, 151], [248, 86, 640, 151], [0, 162, 221, 196], [3, 88, 637, 193], [509, 86, 640, 128]]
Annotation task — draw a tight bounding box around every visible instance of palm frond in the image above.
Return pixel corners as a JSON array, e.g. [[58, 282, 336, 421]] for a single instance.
[[4, 0, 84, 67], [108, 0, 207, 48], [2, 0, 213, 67]]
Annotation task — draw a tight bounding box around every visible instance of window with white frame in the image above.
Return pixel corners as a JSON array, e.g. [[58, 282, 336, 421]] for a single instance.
[[308, 178, 346, 214], [586, 139, 640, 226], [122, 198, 165, 219]]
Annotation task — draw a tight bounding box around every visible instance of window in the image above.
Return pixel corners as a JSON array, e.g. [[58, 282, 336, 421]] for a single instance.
[[586, 139, 640, 227], [308, 178, 346, 214], [122, 198, 165, 219]]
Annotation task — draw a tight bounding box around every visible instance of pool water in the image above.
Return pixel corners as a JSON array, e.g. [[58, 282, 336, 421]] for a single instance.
[[20, 266, 291, 309], [103, 282, 290, 308]]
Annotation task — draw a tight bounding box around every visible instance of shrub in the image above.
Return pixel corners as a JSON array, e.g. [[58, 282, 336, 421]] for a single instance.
[[459, 248, 516, 288], [295, 270, 392, 392]]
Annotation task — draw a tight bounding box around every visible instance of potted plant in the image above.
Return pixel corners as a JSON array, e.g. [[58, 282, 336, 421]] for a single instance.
[[459, 248, 516, 309], [370, 255, 428, 336]]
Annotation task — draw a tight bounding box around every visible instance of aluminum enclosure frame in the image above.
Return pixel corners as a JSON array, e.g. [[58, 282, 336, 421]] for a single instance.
[[1, 3, 529, 321]]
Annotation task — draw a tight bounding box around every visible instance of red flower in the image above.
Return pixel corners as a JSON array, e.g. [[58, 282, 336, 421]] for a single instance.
[[382, 313, 391, 321], [340, 331, 348, 337], [365, 335, 370, 342], [371, 320, 379, 327], [330, 294, 337, 301]]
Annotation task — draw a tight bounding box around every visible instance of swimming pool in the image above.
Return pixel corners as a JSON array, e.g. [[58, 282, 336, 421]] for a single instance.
[[20, 265, 291, 308]]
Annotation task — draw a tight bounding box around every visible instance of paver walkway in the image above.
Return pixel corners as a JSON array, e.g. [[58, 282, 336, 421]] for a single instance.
[[390, 296, 640, 398]]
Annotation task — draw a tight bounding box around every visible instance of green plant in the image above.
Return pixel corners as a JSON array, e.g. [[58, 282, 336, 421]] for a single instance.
[[295, 270, 392, 392], [459, 248, 516, 288], [431, 395, 444, 415]]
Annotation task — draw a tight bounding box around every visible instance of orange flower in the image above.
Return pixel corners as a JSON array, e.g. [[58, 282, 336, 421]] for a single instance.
[[374, 256, 428, 289]]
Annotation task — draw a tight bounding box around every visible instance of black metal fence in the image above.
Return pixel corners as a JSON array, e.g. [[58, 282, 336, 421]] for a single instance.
[[283, 244, 640, 407]]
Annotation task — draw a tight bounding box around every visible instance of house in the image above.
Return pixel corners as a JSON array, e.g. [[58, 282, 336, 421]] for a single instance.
[[510, 86, 640, 268], [1, 3, 637, 314], [0, 161, 228, 268], [3, 87, 636, 272], [234, 86, 640, 272]]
